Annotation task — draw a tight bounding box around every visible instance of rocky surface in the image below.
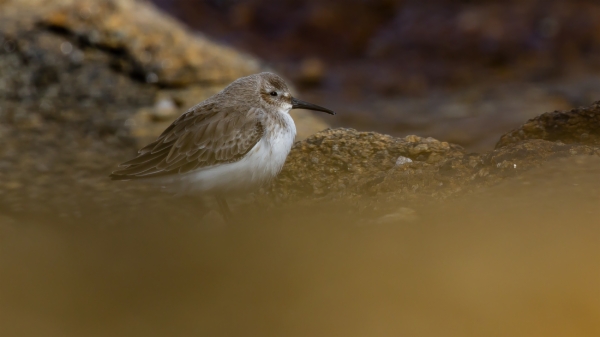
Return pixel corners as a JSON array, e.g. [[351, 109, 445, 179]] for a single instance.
[[269, 128, 600, 210], [270, 130, 464, 198], [497, 101, 600, 148], [267, 94, 600, 211], [1, 0, 260, 86]]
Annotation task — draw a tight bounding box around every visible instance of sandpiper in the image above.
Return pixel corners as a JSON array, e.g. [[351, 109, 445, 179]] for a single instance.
[[110, 72, 335, 220]]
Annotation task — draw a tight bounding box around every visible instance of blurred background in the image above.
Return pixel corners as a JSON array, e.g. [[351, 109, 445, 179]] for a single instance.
[[152, 0, 600, 150]]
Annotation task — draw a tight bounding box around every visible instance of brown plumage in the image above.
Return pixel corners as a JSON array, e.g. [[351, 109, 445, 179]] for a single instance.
[[110, 75, 269, 180], [110, 105, 265, 179]]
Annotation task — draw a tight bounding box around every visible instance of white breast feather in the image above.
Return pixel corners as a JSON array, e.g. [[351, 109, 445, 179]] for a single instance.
[[166, 110, 296, 195]]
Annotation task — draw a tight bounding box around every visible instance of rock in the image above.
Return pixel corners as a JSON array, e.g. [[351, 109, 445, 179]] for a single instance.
[[269, 129, 600, 210], [395, 156, 413, 166], [7, 0, 259, 86], [497, 102, 600, 148], [269, 128, 465, 199]]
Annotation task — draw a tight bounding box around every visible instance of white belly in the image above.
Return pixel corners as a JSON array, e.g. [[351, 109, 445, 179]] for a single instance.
[[162, 113, 296, 195]]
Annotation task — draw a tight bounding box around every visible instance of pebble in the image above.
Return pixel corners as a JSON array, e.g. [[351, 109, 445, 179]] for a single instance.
[[395, 156, 413, 166]]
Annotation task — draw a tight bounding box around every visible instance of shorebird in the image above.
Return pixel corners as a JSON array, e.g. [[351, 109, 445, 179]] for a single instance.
[[110, 72, 335, 220]]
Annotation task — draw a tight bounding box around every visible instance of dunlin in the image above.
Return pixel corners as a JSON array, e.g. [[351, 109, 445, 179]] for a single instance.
[[110, 72, 335, 220]]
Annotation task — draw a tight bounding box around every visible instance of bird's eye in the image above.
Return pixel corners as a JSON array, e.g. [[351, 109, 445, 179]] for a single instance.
[[270, 91, 277, 96]]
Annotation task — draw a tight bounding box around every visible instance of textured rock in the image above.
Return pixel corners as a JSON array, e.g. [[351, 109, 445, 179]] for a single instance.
[[0, 0, 262, 134], [270, 129, 464, 198], [269, 129, 600, 208], [497, 102, 600, 148], [1, 0, 259, 86]]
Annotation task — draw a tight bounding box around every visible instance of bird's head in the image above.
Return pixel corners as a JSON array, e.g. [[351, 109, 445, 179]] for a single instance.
[[256, 72, 335, 115]]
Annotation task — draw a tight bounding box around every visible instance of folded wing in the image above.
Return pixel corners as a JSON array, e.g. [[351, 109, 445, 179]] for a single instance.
[[110, 103, 264, 180]]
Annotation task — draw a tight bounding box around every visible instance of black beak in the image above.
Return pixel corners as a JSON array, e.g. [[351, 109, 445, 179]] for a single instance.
[[291, 97, 335, 115]]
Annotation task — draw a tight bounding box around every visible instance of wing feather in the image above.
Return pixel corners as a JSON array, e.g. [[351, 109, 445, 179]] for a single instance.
[[110, 105, 264, 180]]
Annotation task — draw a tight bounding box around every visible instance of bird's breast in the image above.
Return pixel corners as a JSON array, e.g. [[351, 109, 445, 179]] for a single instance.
[[261, 111, 296, 174], [157, 112, 296, 195]]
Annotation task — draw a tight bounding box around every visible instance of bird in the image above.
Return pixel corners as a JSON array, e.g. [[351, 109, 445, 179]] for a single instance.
[[110, 72, 335, 220]]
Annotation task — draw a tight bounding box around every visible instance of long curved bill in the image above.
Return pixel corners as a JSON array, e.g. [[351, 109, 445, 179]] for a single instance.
[[291, 97, 335, 115]]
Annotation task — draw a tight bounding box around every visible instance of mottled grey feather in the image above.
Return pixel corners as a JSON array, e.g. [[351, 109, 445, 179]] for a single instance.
[[110, 104, 264, 180]]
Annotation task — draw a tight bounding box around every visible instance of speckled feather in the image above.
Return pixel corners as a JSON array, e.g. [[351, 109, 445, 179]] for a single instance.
[[110, 105, 265, 178]]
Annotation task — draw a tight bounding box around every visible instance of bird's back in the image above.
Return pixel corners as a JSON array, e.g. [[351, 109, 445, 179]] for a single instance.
[[110, 89, 266, 181]]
